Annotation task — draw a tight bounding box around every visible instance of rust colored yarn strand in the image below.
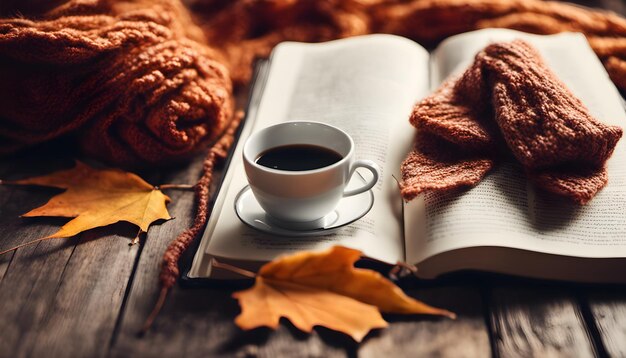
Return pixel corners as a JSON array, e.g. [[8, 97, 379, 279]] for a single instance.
[[141, 111, 243, 334]]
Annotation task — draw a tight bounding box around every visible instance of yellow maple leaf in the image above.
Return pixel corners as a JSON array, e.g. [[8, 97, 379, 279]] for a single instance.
[[5, 161, 171, 242], [232, 246, 455, 342]]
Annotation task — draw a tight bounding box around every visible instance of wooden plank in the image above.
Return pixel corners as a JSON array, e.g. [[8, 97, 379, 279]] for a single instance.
[[109, 156, 207, 356], [489, 283, 596, 357], [0, 154, 72, 253], [0, 152, 159, 357], [112, 156, 492, 357], [112, 287, 349, 357], [359, 285, 491, 357], [0, 235, 74, 357], [110, 157, 354, 357], [25, 226, 142, 358], [0, 227, 141, 358], [0, 251, 12, 283], [1, 2, 623, 357], [0, 157, 77, 356], [585, 288, 626, 357]]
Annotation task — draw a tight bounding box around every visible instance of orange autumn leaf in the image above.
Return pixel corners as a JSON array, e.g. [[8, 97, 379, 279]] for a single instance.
[[4, 161, 171, 243], [233, 246, 455, 342]]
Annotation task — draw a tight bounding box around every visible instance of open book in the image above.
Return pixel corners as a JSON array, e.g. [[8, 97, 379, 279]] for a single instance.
[[187, 29, 626, 283]]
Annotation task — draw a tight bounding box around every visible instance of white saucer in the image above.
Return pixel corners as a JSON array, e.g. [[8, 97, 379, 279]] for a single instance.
[[234, 175, 375, 237]]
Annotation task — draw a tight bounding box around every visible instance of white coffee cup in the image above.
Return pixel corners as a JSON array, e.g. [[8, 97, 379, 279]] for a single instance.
[[242, 121, 380, 225]]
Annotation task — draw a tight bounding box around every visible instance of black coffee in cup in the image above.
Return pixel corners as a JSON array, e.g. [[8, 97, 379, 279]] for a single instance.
[[255, 144, 342, 171], [244, 122, 380, 223]]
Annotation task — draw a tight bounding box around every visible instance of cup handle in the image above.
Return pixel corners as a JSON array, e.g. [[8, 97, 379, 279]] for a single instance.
[[343, 160, 380, 197]]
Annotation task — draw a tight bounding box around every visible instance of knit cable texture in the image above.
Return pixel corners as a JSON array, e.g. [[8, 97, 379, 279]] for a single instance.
[[3, 0, 626, 165], [0, 0, 233, 167], [188, 0, 626, 89], [401, 40, 623, 204]]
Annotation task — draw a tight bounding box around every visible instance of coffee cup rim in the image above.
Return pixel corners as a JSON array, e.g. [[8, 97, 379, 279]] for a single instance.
[[243, 121, 354, 175]]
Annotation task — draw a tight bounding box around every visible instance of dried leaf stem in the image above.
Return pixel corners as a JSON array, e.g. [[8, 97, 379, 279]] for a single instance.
[[130, 229, 143, 246], [0, 237, 49, 255], [211, 259, 256, 278]]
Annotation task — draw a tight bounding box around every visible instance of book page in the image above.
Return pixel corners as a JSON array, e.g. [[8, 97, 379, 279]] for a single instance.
[[190, 35, 429, 277], [406, 29, 626, 265]]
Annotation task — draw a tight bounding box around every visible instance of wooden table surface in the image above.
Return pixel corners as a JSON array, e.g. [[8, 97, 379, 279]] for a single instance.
[[2, 1, 626, 357]]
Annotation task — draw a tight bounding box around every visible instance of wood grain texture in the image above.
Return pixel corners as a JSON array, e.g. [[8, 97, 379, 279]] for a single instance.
[[0, 236, 75, 358], [0, 152, 154, 358], [489, 284, 596, 358], [108, 157, 352, 357], [585, 288, 626, 357], [24, 227, 141, 358], [0, 95, 613, 358], [359, 285, 491, 358], [113, 287, 349, 358], [0, 108, 615, 358], [2, 1, 626, 356], [0, 154, 76, 357], [0, 250, 12, 283]]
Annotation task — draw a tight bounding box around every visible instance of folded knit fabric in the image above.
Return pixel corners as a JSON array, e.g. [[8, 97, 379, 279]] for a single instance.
[[0, 0, 233, 167], [4, 0, 626, 167], [190, 0, 626, 89], [401, 40, 623, 204]]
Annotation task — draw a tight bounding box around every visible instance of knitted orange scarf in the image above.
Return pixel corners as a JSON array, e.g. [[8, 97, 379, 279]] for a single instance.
[[0, 0, 233, 167], [2, 0, 626, 165]]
